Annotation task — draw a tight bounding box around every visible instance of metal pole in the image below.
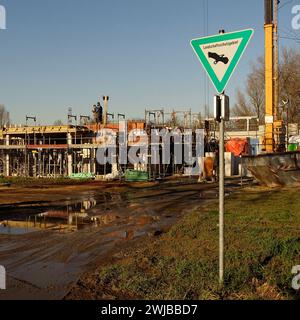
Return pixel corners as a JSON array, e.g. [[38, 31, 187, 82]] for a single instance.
[[218, 29, 226, 287], [240, 155, 243, 186], [219, 114, 225, 286], [287, 97, 290, 150]]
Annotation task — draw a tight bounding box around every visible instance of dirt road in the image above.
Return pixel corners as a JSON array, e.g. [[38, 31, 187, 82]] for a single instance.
[[0, 179, 243, 300]]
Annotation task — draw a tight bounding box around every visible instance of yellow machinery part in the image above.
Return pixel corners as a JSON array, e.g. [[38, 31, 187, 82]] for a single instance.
[[264, 23, 274, 153]]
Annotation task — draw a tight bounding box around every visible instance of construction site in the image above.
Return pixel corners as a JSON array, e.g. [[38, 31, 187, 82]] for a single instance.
[[0, 3, 299, 185], [0, 0, 300, 302], [0, 101, 299, 185], [0, 106, 262, 180]]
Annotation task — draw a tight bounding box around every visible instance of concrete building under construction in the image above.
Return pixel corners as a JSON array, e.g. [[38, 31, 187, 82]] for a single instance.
[[0, 99, 298, 181], [0, 120, 145, 179]]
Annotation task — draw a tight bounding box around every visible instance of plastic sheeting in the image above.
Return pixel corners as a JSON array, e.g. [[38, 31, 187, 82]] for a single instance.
[[289, 135, 300, 144], [225, 138, 249, 157]]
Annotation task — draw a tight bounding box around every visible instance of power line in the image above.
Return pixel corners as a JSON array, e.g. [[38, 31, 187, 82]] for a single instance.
[[279, 27, 300, 44], [279, 35, 300, 41], [279, 0, 295, 10]]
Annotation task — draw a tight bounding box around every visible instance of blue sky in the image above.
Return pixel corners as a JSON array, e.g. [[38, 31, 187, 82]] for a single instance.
[[0, 0, 299, 125]]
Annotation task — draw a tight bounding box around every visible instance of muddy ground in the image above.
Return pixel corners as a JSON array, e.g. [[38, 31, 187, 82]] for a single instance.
[[66, 186, 300, 300], [0, 178, 245, 300]]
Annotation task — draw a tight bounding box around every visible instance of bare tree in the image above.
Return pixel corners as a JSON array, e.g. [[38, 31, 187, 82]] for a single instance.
[[232, 57, 264, 123], [232, 89, 255, 117], [279, 48, 300, 122], [0, 105, 10, 127], [234, 48, 300, 124], [247, 57, 265, 122]]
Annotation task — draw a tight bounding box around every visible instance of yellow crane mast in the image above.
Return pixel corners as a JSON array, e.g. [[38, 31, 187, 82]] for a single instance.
[[264, 0, 284, 153], [264, 0, 275, 152]]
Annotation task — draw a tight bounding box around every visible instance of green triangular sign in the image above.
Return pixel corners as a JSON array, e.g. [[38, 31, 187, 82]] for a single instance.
[[190, 29, 254, 94]]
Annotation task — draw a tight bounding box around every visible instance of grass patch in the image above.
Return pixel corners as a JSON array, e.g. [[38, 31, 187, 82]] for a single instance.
[[70, 187, 300, 300], [1, 176, 93, 187]]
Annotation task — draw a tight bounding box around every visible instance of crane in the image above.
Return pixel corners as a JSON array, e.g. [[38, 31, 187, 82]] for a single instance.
[[264, 0, 284, 152]]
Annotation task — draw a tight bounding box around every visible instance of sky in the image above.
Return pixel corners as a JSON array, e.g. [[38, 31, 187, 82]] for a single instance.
[[0, 0, 299, 125]]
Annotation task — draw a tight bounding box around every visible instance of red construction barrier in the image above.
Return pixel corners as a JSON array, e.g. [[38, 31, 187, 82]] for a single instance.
[[226, 138, 250, 157]]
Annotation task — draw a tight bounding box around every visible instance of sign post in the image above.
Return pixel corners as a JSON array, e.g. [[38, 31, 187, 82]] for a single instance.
[[190, 28, 253, 285], [219, 105, 225, 285], [214, 92, 229, 285]]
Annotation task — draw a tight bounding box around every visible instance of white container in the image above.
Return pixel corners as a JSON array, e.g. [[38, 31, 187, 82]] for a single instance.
[[289, 123, 299, 136], [225, 152, 235, 177]]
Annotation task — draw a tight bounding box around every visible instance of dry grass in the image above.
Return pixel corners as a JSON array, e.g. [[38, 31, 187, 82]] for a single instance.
[[68, 186, 300, 300]]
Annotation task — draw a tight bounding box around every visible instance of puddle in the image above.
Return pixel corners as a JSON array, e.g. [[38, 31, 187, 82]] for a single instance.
[[0, 224, 39, 235], [0, 186, 236, 236], [0, 186, 178, 236], [0, 192, 153, 235], [0, 198, 100, 235], [0, 179, 247, 300]]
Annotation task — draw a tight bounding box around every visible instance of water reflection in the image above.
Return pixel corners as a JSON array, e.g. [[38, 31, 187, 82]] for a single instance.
[[0, 191, 140, 235], [0, 222, 39, 235], [0, 198, 100, 234]]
